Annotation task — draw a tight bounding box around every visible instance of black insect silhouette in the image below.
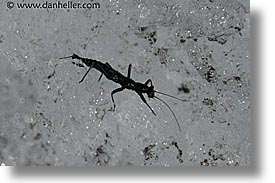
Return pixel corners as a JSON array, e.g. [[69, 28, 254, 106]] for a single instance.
[[60, 54, 187, 131]]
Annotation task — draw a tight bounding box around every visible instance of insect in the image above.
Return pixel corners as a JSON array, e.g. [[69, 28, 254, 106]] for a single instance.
[[59, 54, 187, 131]]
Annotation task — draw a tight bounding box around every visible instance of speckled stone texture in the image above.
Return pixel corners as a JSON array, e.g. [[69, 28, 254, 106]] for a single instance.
[[0, 0, 250, 166]]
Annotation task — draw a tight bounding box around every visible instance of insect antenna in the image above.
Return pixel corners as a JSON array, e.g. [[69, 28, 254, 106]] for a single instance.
[[154, 96, 181, 132], [154, 90, 188, 102]]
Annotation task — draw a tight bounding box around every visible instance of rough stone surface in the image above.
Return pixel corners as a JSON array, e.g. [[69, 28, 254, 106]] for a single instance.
[[0, 0, 250, 166]]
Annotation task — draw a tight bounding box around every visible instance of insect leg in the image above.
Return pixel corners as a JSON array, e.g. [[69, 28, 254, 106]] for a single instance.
[[79, 66, 92, 83], [98, 73, 103, 82], [127, 64, 132, 78], [111, 87, 125, 111], [138, 93, 156, 115]]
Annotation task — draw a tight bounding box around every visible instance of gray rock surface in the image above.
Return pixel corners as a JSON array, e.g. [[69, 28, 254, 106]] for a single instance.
[[0, 0, 250, 166]]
